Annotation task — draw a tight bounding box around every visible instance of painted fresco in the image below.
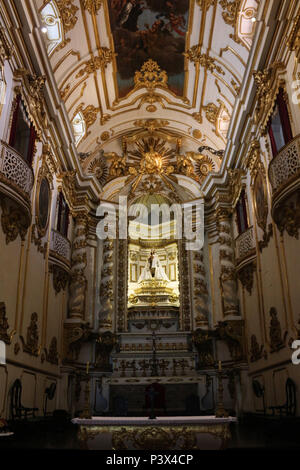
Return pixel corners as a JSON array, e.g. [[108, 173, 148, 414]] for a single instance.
[[107, 0, 190, 98]]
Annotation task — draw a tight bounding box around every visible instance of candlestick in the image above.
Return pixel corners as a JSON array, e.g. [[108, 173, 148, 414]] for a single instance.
[[86, 361, 90, 375], [218, 360, 222, 371]]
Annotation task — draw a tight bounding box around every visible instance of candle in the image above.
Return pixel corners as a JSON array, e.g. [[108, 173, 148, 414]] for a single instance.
[[218, 360, 222, 371], [86, 361, 90, 374]]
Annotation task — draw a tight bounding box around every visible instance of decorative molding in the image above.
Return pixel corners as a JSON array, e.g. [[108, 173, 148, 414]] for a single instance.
[[63, 321, 91, 362], [192, 329, 215, 367]]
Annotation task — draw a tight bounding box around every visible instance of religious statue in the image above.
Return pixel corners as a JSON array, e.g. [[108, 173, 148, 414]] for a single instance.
[[138, 250, 169, 282]]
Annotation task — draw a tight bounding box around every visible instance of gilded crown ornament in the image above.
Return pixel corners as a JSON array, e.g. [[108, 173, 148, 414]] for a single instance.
[[134, 59, 168, 90]]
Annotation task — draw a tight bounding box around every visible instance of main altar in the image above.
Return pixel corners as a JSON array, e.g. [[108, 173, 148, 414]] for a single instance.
[[72, 416, 237, 450]]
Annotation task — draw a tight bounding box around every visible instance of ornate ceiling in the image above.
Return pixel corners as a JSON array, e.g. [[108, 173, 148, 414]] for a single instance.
[[36, 0, 259, 198]]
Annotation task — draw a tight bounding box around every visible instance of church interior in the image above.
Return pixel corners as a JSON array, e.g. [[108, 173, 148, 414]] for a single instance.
[[0, 0, 300, 451]]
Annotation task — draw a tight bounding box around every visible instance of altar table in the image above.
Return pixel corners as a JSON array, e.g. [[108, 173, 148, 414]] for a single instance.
[[72, 416, 237, 450]]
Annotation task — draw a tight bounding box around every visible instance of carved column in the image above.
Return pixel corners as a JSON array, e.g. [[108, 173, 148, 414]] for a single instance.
[[68, 212, 88, 319], [193, 249, 209, 327], [217, 209, 239, 316], [99, 238, 114, 330]]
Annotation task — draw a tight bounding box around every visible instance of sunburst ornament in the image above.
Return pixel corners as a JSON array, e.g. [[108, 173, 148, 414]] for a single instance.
[[88, 156, 108, 185], [128, 137, 175, 176], [194, 155, 215, 182]]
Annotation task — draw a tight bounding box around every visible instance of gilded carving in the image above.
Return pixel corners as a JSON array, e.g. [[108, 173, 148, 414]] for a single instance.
[[134, 59, 168, 90], [63, 322, 90, 362], [0, 27, 12, 67], [56, 0, 79, 33], [76, 50, 114, 77], [51, 264, 69, 294], [185, 48, 225, 75], [197, 0, 216, 9], [227, 168, 246, 207], [253, 63, 285, 130], [217, 320, 244, 361], [273, 191, 300, 239], [237, 262, 255, 295], [0, 197, 30, 244], [20, 312, 39, 356], [83, 0, 103, 14], [192, 329, 215, 367]]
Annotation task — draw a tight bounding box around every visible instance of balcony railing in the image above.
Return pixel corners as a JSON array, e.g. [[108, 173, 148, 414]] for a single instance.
[[50, 229, 71, 267], [0, 141, 33, 197], [235, 226, 256, 264], [268, 135, 300, 194]]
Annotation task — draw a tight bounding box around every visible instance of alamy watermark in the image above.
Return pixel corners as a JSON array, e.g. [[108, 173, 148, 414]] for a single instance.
[[0, 340, 6, 365], [96, 196, 204, 250]]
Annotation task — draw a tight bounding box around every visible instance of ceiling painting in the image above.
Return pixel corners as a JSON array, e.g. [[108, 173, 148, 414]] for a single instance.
[[107, 0, 190, 99]]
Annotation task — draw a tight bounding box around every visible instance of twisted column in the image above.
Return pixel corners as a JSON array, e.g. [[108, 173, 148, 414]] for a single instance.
[[99, 238, 114, 330], [193, 249, 209, 327], [68, 212, 88, 319], [217, 209, 239, 316]]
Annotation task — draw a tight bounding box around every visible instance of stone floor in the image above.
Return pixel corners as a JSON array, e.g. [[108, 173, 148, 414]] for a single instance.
[[0, 419, 300, 450]]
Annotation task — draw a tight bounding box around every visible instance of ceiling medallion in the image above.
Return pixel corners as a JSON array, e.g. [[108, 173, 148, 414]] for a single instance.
[[76, 49, 114, 78], [203, 102, 219, 124], [101, 131, 110, 141], [82, 0, 103, 14], [184, 47, 225, 75], [193, 129, 202, 139], [134, 59, 168, 90]]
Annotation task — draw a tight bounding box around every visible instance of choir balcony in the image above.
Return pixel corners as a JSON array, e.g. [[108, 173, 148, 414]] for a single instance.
[[235, 226, 256, 269], [268, 135, 300, 236], [0, 140, 34, 223], [49, 228, 71, 271]]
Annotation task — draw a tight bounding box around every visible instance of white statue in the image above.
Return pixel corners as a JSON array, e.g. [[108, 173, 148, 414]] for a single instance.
[[138, 250, 169, 282]]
